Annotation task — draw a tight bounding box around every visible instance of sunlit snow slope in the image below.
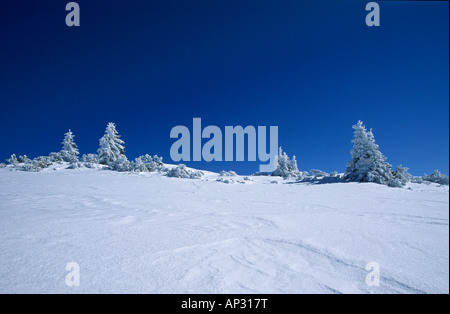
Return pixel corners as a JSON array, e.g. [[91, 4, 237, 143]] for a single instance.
[[0, 166, 448, 293]]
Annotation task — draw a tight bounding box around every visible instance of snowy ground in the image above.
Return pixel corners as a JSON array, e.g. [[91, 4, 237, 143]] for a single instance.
[[0, 165, 448, 294]]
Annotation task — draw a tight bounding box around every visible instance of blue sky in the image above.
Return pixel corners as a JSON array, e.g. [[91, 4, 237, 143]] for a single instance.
[[0, 0, 448, 175]]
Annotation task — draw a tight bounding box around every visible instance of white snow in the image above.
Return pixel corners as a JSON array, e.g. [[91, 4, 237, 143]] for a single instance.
[[0, 166, 448, 294]]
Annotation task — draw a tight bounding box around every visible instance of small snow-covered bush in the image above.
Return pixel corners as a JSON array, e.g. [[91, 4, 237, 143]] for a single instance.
[[392, 165, 412, 187], [311, 169, 329, 178], [49, 152, 64, 163], [6, 154, 19, 165], [329, 171, 339, 178], [411, 176, 424, 184], [16, 163, 39, 172], [295, 171, 311, 181], [252, 172, 269, 176], [345, 121, 394, 186], [98, 122, 126, 165], [0, 163, 6, 168], [423, 170, 449, 186], [272, 147, 300, 178], [7, 154, 52, 172], [81, 154, 100, 168], [219, 170, 237, 177], [34, 156, 52, 168], [60, 130, 79, 162], [15, 156, 52, 172], [67, 162, 82, 169], [132, 154, 164, 173], [300, 171, 310, 178], [81, 154, 99, 164], [109, 156, 132, 172], [216, 177, 241, 184], [166, 164, 203, 179]]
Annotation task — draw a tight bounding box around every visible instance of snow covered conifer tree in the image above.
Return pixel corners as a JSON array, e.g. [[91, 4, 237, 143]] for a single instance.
[[98, 122, 126, 165], [60, 130, 79, 162], [272, 147, 300, 178], [345, 121, 394, 185]]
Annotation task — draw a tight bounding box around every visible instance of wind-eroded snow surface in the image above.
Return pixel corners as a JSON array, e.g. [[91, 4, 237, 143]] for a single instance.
[[0, 167, 448, 294]]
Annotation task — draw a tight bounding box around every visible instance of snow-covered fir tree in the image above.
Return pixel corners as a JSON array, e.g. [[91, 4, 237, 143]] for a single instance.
[[97, 122, 126, 165], [329, 171, 339, 178], [18, 155, 31, 163], [271, 147, 300, 178], [345, 121, 394, 185], [60, 130, 79, 162]]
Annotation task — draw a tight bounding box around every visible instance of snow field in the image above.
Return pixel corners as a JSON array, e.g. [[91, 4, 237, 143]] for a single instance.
[[0, 167, 448, 293]]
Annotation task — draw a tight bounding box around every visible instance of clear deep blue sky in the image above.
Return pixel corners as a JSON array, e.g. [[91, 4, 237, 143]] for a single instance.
[[0, 0, 448, 175]]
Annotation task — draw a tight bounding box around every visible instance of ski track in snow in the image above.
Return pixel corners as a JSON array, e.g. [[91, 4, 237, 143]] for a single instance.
[[0, 167, 448, 294]]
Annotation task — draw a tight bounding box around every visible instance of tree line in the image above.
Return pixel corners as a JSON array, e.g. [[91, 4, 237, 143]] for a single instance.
[[1, 121, 448, 186]]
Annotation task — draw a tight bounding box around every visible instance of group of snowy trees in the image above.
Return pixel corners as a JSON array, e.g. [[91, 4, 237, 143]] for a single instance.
[[268, 148, 342, 181], [4, 122, 166, 174], [343, 121, 449, 187], [3, 120, 448, 186], [269, 120, 448, 187]]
